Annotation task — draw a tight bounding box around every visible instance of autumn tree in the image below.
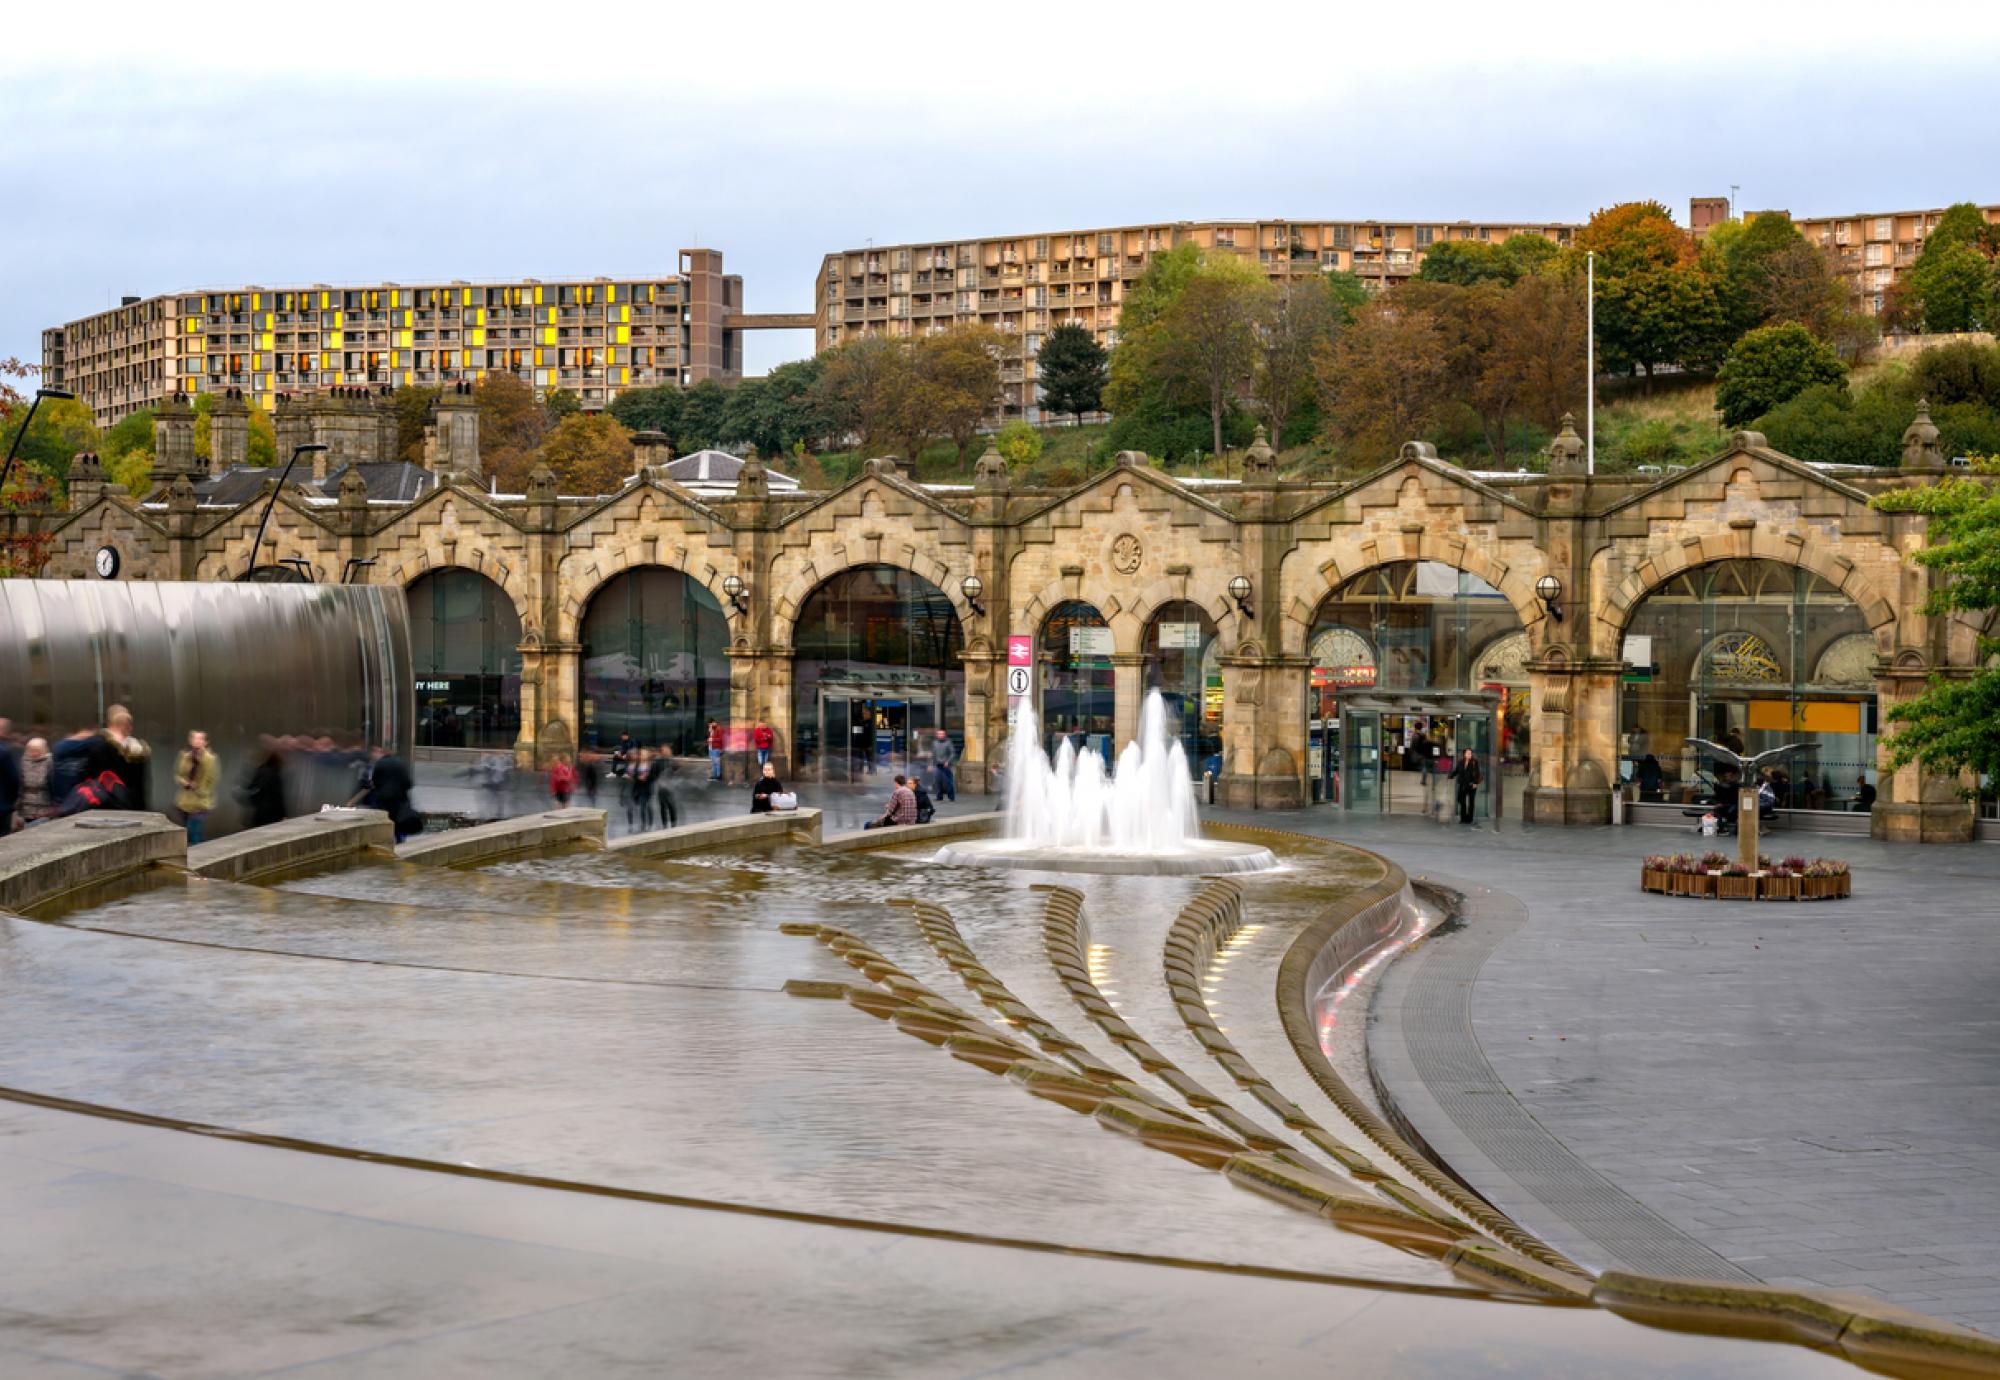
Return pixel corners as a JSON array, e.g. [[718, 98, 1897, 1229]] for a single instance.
[[0, 359, 61, 573], [517, 412, 633, 494], [475, 371, 550, 484], [1132, 257, 1270, 458], [1315, 298, 1449, 466], [1573, 200, 1727, 387], [911, 326, 1006, 467], [816, 334, 914, 457], [1035, 323, 1108, 426]]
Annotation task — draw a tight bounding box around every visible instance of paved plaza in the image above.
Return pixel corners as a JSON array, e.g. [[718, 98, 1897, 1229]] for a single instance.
[[1213, 808, 2000, 1335]]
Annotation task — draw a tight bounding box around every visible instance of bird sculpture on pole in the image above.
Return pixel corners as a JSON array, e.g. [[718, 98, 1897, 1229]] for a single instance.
[[1683, 738, 1818, 866]]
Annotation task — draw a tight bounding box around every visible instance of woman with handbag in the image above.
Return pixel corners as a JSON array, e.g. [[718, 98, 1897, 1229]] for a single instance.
[[750, 761, 791, 814]]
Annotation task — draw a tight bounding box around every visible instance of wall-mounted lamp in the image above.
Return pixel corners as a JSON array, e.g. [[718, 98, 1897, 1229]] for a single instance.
[[960, 573, 986, 617], [342, 556, 377, 585], [1228, 574, 1254, 619], [721, 573, 750, 614], [1535, 573, 1564, 623]]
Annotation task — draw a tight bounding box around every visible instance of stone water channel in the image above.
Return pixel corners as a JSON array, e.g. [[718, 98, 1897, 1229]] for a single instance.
[[0, 822, 1898, 1376]]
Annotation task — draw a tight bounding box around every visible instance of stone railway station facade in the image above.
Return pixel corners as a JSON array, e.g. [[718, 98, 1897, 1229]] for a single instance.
[[20, 387, 1991, 843]]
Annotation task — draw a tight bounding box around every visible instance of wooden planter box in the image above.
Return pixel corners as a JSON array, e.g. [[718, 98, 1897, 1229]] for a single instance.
[[1760, 873, 1802, 901], [1677, 872, 1714, 898], [1641, 868, 1672, 894], [1801, 873, 1852, 900], [1715, 874, 1759, 901]]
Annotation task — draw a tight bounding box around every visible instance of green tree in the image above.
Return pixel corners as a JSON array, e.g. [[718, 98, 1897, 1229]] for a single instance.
[[815, 335, 913, 457], [544, 388, 583, 422], [524, 412, 632, 494], [0, 393, 98, 488], [1117, 254, 1269, 458], [1572, 201, 1727, 387], [1870, 458, 2000, 782], [245, 408, 277, 468], [1254, 277, 1340, 449], [1904, 203, 2000, 332], [1417, 240, 1518, 287], [1714, 324, 1848, 427], [1034, 323, 1107, 425], [608, 383, 684, 440], [1910, 340, 2000, 408], [100, 409, 155, 475], [675, 378, 730, 454]]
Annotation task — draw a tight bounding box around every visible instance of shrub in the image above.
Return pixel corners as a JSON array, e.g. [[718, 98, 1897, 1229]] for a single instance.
[[1715, 324, 1848, 428], [995, 420, 1043, 465]]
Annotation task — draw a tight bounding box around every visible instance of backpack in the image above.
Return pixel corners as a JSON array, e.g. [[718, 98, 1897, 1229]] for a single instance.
[[57, 769, 129, 817]]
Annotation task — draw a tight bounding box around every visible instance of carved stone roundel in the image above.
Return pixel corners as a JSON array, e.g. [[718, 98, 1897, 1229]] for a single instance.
[[1111, 533, 1143, 575]]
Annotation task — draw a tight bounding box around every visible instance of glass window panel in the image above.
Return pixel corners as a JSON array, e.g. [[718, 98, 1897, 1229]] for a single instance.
[[578, 567, 730, 759]]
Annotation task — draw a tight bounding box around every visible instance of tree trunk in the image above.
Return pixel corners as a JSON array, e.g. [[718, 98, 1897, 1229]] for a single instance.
[[1210, 396, 1225, 462]]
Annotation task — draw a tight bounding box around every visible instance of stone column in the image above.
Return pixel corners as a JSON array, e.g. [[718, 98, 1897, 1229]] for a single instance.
[[1218, 654, 1309, 810], [731, 648, 795, 780], [958, 647, 1001, 795], [1871, 665, 1976, 843], [1520, 656, 1619, 826], [210, 389, 249, 473], [520, 640, 580, 767], [1110, 653, 1146, 759]]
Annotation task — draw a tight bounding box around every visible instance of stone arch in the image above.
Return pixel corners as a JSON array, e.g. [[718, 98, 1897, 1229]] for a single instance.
[[1598, 533, 1899, 659], [770, 551, 971, 652], [1282, 541, 1545, 658], [556, 538, 741, 646], [1125, 572, 1250, 657], [377, 554, 532, 636], [1012, 571, 1136, 656]]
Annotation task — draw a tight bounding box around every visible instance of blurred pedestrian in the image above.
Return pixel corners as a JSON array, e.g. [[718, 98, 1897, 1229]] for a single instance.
[[174, 730, 220, 844], [0, 718, 18, 838], [753, 719, 774, 768], [16, 737, 55, 827], [105, 705, 152, 813], [627, 747, 656, 832], [357, 745, 419, 842], [707, 719, 724, 781], [472, 751, 510, 820], [242, 745, 289, 828], [549, 753, 577, 807], [578, 750, 602, 807], [652, 745, 679, 827], [929, 728, 956, 802]]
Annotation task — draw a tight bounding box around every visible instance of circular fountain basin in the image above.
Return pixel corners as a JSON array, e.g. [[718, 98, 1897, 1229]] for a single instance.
[[934, 837, 1279, 876]]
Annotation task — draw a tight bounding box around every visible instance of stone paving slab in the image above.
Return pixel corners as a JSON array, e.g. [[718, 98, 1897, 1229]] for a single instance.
[[1210, 807, 2000, 1337]]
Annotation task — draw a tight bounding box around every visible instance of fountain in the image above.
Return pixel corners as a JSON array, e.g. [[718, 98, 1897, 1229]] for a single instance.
[[935, 690, 1278, 875]]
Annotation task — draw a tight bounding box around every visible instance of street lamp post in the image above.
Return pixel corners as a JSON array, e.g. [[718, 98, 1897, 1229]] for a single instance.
[[243, 442, 328, 580], [0, 386, 78, 498]]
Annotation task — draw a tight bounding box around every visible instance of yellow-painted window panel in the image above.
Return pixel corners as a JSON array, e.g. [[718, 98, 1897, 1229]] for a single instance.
[[546, 306, 556, 324], [470, 328, 485, 347], [405, 371, 414, 387], [621, 366, 630, 384], [321, 352, 332, 369], [260, 393, 274, 410], [320, 291, 330, 308], [605, 348, 617, 365], [534, 286, 544, 304], [534, 348, 544, 367], [390, 290, 399, 307], [251, 354, 263, 371], [403, 309, 412, 327], [261, 373, 272, 390], [542, 327, 556, 345], [252, 293, 261, 310], [620, 304, 630, 322], [328, 331, 343, 348], [615, 324, 630, 344], [607, 285, 617, 303], [333, 311, 343, 327], [476, 308, 486, 326], [397, 330, 412, 348], [461, 288, 474, 306], [260, 332, 273, 350], [390, 352, 401, 368]]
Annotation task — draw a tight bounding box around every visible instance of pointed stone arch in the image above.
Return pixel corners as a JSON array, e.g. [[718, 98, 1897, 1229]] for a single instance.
[[1283, 539, 1546, 658]]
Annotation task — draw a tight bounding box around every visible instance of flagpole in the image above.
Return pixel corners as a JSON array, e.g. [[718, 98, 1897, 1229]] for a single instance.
[[1586, 251, 1595, 476]]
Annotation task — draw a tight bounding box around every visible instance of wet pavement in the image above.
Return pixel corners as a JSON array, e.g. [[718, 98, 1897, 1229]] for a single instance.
[[1217, 807, 2000, 1337], [0, 804, 1941, 1375]]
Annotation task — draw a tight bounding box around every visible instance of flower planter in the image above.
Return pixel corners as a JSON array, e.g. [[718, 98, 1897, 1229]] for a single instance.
[[1715, 874, 1759, 901], [1683, 872, 1715, 899], [1641, 868, 1672, 894], [1760, 874, 1802, 901]]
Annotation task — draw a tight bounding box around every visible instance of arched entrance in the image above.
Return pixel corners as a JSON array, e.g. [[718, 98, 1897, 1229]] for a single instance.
[[1619, 559, 1877, 813], [791, 564, 964, 781], [1039, 600, 1114, 765], [1142, 600, 1221, 779], [577, 566, 729, 757], [1307, 560, 1525, 817], [407, 567, 523, 750]]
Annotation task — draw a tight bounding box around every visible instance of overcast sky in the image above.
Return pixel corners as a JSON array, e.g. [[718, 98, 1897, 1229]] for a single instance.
[[6, 0, 1997, 378]]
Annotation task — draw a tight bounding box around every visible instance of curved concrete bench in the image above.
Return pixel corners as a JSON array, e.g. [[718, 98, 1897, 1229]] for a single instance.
[[609, 809, 822, 858], [395, 808, 607, 867], [187, 809, 393, 884], [0, 812, 185, 913]]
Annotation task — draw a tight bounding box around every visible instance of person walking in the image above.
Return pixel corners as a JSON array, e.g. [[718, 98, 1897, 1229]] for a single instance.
[[863, 774, 919, 831], [652, 746, 680, 827], [361, 746, 420, 842], [15, 738, 55, 828], [0, 718, 19, 838], [627, 747, 657, 832], [243, 746, 291, 829], [105, 705, 152, 813], [473, 752, 510, 820], [1449, 747, 1482, 825], [174, 730, 221, 844], [548, 753, 577, 807], [929, 728, 956, 803], [750, 761, 785, 814], [707, 719, 725, 782], [1409, 727, 1438, 819], [577, 750, 602, 807], [752, 719, 774, 769]]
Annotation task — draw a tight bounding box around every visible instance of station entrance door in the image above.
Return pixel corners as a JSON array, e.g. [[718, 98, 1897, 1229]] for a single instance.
[[1323, 691, 1502, 821]]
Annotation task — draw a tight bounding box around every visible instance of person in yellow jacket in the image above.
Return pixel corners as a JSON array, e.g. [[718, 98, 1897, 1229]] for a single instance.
[[175, 730, 221, 843]]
